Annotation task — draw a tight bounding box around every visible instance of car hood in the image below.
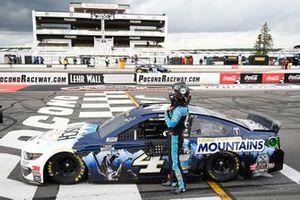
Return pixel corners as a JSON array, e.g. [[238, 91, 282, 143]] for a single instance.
[[38, 122, 98, 141], [22, 122, 99, 154]]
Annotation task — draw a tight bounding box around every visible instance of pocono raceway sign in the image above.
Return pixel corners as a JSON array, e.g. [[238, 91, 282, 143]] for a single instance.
[[0, 73, 68, 85], [136, 73, 219, 85]]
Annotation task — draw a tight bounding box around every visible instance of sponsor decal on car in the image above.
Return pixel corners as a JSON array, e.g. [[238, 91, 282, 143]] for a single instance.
[[57, 127, 81, 140], [32, 165, 42, 182], [196, 137, 265, 154], [250, 154, 275, 176], [133, 153, 165, 173], [106, 137, 118, 143]]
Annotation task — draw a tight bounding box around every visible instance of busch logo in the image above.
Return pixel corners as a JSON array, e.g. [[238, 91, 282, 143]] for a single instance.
[[223, 75, 237, 81], [266, 75, 280, 81], [244, 75, 258, 81], [288, 75, 300, 81]]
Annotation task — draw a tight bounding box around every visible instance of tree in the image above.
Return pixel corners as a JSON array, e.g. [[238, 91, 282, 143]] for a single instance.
[[254, 22, 273, 55]]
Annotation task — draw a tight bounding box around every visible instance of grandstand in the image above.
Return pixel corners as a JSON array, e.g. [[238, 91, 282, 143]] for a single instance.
[[31, 2, 167, 63]]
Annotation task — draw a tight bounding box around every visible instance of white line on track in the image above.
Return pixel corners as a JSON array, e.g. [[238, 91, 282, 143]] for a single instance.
[[81, 103, 110, 108], [108, 99, 133, 104], [110, 106, 135, 112], [281, 164, 300, 185], [84, 93, 106, 96], [56, 183, 141, 200], [83, 97, 107, 101], [0, 154, 37, 199], [79, 111, 113, 118], [105, 91, 126, 94], [106, 94, 129, 98], [171, 197, 221, 200]]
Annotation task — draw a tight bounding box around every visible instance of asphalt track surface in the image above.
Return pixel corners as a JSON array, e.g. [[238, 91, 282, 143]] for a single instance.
[[0, 86, 300, 199]]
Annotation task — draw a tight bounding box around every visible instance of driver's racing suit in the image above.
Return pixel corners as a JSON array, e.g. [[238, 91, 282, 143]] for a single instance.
[[165, 105, 188, 190]]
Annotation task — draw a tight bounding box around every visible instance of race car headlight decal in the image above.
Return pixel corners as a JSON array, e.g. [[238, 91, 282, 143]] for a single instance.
[[268, 137, 280, 148], [24, 152, 43, 160]]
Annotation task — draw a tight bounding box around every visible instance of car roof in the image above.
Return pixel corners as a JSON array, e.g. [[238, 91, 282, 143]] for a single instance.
[[133, 104, 225, 117], [132, 104, 249, 129]]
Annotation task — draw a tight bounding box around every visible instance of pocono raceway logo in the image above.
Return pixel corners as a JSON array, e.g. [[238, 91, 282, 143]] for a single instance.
[[138, 74, 200, 83], [0, 73, 68, 85], [136, 73, 220, 85], [196, 137, 265, 154]]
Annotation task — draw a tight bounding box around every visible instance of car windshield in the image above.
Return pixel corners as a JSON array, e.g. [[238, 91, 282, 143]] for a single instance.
[[98, 109, 136, 138]]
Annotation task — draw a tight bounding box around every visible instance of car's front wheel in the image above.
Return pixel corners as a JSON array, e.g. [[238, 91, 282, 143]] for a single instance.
[[205, 151, 240, 182], [46, 153, 86, 184]]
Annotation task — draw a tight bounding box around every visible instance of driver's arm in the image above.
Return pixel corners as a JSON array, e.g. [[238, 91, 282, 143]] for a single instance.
[[164, 107, 182, 128]]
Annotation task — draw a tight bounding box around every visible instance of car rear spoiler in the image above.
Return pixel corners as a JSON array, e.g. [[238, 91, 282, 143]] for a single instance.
[[247, 111, 281, 134]]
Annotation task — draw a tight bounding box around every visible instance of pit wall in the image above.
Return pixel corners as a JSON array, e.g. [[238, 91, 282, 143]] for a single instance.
[[0, 72, 299, 85]]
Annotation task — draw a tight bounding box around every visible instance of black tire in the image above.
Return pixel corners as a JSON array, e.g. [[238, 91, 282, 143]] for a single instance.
[[206, 151, 240, 182], [136, 68, 143, 73], [46, 153, 86, 184]]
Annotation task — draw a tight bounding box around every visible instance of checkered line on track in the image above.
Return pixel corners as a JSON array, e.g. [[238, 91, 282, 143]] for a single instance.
[[79, 91, 135, 118]]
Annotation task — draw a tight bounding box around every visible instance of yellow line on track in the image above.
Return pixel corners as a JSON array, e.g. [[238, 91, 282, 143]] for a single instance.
[[125, 92, 140, 107], [206, 180, 232, 200]]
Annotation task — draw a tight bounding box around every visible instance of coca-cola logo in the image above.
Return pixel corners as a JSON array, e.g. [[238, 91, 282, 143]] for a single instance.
[[223, 75, 238, 81], [244, 75, 258, 81], [288, 75, 300, 81], [266, 75, 280, 81]]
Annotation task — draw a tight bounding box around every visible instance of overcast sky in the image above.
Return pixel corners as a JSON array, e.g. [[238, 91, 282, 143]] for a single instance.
[[0, 0, 299, 49]]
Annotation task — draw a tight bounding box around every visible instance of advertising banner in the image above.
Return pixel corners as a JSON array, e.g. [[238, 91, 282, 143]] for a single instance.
[[68, 73, 104, 85], [102, 74, 135, 84], [219, 73, 241, 84], [136, 73, 219, 85], [0, 73, 68, 85], [240, 73, 262, 84], [262, 73, 284, 84], [284, 73, 300, 83], [68, 73, 136, 85]]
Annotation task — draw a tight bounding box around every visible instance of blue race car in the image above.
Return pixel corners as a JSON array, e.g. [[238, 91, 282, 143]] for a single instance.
[[21, 104, 284, 184]]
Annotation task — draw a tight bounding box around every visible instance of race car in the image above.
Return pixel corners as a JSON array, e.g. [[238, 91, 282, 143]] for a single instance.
[[135, 64, 170, 73], [21, 104, 284, 184]]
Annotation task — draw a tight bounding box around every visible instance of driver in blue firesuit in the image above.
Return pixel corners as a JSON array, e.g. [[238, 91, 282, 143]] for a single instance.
[[163, 82, 191, 194]]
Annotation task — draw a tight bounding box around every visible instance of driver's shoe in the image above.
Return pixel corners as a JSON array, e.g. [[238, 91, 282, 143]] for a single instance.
[[161, 180, 172, 186], [170, 188, 186, 194]]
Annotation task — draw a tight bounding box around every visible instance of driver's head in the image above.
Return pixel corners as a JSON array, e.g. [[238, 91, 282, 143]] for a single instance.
[[169, 82, 191, 106]]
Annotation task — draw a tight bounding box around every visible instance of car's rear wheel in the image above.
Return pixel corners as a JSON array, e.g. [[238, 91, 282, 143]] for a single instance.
[[46, 153, 86, 184], [136, 68, 143, 73], [205, 151, 240, 182]]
